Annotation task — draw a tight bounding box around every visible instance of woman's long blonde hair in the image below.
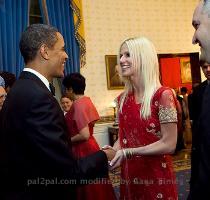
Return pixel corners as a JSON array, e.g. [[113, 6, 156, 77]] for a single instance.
[[118, 37, 161, 119]]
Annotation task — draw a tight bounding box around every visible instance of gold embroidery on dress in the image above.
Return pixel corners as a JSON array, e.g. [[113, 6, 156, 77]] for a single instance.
[[146, 123, 161, 138], [146, 129, 162, 138], [155, 101, 158, 106], [150, 123, 155, 128], [155, 131, 161, 138], [159, 105, 177, 123], [146, 127, 156, 134]]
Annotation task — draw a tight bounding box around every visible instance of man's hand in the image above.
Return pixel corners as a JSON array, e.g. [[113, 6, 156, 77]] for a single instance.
[[102, 145, 116, 161]]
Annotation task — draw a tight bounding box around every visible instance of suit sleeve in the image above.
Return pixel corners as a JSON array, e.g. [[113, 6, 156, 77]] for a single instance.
[[24, 92, 108, 183]]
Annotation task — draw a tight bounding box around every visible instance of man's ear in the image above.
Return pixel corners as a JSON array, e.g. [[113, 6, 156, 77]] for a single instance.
[[40, 44, 49, 60]]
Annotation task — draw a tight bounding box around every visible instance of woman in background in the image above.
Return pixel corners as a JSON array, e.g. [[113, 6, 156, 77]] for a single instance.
[[60, 94, 72, 115], [63, 73, 116, 200], [108, 37, 178, 199]]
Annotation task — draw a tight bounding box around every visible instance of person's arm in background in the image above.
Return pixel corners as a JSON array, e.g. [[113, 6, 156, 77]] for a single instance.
[[70, 98, 99, 143], [71, 126, 90, 142]]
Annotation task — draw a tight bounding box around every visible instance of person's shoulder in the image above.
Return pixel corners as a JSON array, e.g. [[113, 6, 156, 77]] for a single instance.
[[199, 80, 208, 88], [193, 81, 207, 94], [9, 78, 33, 95], [74, 96, 90, 105], [74, 96, 94, 110], [117, 91, 126, 101], [23, 79, 48, 96], [14, 78, 54, 106], [155, 86, 173, 97], [117, 92, 124, 98], [154, 86, 177, 104], [159, 86, 172, 92]]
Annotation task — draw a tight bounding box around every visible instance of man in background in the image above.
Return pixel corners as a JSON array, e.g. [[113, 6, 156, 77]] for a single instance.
[[188, 0, 210, 199]]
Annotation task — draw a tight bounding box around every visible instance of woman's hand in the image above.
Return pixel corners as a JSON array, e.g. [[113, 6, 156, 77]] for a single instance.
[[109, 149, 125, 170]]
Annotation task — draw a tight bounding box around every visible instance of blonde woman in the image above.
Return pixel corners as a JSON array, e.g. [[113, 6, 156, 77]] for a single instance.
[[108, 37, 178, 199]]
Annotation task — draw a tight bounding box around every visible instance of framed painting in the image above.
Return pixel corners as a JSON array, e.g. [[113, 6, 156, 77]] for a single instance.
[[180, 57, 192, 83], [105, 55, 124, 90], [158, 52, 200, 89]]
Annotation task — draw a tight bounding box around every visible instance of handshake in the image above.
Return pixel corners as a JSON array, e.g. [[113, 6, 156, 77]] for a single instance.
[[102, 145, 124, 170], [102, 145, 135, 170], [102, 145, 116, 161]]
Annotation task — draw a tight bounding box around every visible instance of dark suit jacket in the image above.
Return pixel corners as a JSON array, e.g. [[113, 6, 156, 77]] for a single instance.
[[0, 71, 108, 200], [188, 80, 210, 199]]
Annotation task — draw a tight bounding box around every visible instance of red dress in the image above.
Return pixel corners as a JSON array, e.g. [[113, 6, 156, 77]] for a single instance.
[[65, 96, 116, 200], [118, 87, 178, 200]]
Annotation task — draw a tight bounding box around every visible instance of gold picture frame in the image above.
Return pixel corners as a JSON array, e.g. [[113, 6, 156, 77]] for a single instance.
[[180, 57, 192, 83], [105, 55, 124, 90]]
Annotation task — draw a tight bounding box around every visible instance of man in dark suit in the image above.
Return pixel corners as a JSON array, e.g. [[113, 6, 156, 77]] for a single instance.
[[0, 24, 115, 200], [187, 75, 208, 199], [188, 0, 210, 199]]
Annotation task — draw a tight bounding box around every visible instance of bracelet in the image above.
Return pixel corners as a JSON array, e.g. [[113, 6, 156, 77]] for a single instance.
[[122, 149, 126, 159], [122, 148, 134, 159], [126, 148, 134, 159]]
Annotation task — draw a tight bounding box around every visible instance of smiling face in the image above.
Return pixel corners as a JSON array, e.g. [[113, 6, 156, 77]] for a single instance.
[[60, 97, 72, 112], [47, 32, 68, 79], [192, 2, 210, 63], [119, 43, 135, 77]]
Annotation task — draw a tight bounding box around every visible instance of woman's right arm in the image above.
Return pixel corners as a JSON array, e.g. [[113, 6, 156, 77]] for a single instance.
[[71, 125, 90, 143]]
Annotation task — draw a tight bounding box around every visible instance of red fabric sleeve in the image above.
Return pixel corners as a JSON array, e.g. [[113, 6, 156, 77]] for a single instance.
[[72, 97, 99, 131]]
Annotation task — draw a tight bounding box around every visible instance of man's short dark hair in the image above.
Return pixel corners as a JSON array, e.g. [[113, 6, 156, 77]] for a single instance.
[[181, 87, 188, 94], [199, 59, 206, 67], [63, 73, 86, 95], [19, 24, 58, 64], [60, 93, 72, 101]]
